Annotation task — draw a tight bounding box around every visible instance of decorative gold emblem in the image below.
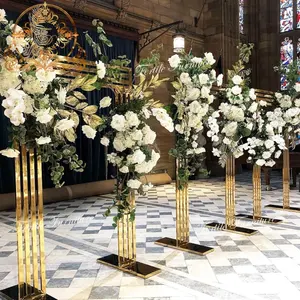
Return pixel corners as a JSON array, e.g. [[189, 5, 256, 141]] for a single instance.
[[13, 2, 80, 58]]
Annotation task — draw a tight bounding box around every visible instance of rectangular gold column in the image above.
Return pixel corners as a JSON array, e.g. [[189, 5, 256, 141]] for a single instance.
[[283, 137, 290, 209], [225, 155, 236, 229], [253, 165, 261, 219], [118, 191, 136, 268], [0, 146, 55, 299]]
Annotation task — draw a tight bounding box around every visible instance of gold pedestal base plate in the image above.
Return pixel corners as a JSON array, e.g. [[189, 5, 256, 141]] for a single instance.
[[206, 222, 258, 236], [0, 284, 57, 300], [97, 254, 161, 279], [236, 214, 283, 224], [265, 204, 300, 213], [155, 237, 213, 255]]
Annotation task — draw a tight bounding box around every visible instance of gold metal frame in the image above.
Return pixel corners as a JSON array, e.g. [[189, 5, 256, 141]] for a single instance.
[[237, 165, 282, 224], [266, 137, 300, 212], [206, 155, 258, 236], [0, 146, 56, 300], [97, 191, 161, 279], [155, 159, 214, 255]]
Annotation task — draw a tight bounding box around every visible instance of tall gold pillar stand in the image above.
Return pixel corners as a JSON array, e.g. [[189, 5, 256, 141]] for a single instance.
[[0, 145, 57, 300], [266, 138, 300, 212], [206, 155, 258, 236], [97, 191, 161, 279], [155, 159, 214, 255], [237, 165, 282, 224]]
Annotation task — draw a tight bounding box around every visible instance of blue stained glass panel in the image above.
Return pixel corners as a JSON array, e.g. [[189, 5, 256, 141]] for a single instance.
[[239, 0, 244, 34], [280, 0, 293, 32], [281, 37, 293, 89]]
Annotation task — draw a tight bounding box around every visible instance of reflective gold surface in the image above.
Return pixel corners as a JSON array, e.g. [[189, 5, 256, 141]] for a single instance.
[[253, 164, 261, 219], [283, 137, 290, 209], [225, 155, 235, 229]]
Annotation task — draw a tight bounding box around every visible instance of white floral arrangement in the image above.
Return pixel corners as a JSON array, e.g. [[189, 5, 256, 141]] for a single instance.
[[167, 52, 223, 186], [207, 44, 257, 166], [0, 10, 127, 187], [99, 72, 174, 224]]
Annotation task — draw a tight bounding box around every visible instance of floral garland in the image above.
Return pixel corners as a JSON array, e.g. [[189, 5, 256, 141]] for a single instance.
[[207, 44, 257, 167], [167, 52, 223, 187], [98, 71, 174, 225]]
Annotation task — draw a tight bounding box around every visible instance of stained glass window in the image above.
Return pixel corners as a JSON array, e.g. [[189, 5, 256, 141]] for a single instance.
[[239, 0, 244, 34], [281, 38, 294, 89], [297, 0, 300, 28], [280, 0, 293, 32]]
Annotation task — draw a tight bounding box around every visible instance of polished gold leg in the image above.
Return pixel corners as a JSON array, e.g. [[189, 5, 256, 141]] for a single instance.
[[156, 159, 214, 255], [266, 137, 300, 213], [237, 165, 282, 224], [207, 155, 258, 236], [98, 191, 160, 278], [0, 146, 56, 300]]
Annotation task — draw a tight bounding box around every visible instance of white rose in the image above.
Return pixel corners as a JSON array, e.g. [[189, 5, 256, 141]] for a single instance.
[[125, 111, 140, 127], [100, 136, 110, 146], [260, 100, 268, 107], [262, 152, 271, 159], [256, 159, 266, 166], [168, 54, 181, 68], [111, 114, 126, 131], [231, 85, 242, 95], [249, 88, 256, 100], [0, 9, 7, 24], [275, 92, 283, 99], [192, 141, 198, 148], [223, 137, 231, 145], [100, 96, 112, 108], [82, 125, 97, 139], [210, 69, 216, 79], [119, 166, 129, 173], [248, 102, 258, 113], [294, 83, 300, 92], [189, 101, 201, 114], [142, 125, 156, 144], [195, 147, 206, 154], [36, 108, 53, 124], [275, 150, 282, 159], [113, 137, 126, 152], [55, 119, 75, 131], [0, 148, 20, 158], [191, 57, 202, 64], [217, 74, 223, 87], [131, 149, 146, 164], [180, 73, 191, 85], [265, 160, 276, 167], [36, 69, 56, 82], [199, 73, 209, 85], [222, 121, 238, 137], [295, 99, 300, 107], [36, 136, 51, 145], [186, 88, 200, 100], [204, 52, 216, 65], [55, 86, 67, 105], [232, 75, 243, 85], [201, 86, 210, 98], [127, 179, 142, 190], [96, 61, 106, 79], [265, 140, 274, 149], [212, 148, 221, 157]]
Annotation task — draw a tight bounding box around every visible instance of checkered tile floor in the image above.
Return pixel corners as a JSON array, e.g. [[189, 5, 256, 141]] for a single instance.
[[1, 170, 300, 300]]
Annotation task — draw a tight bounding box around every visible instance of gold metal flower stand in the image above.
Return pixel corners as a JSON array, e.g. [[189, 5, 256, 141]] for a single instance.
[[237, 165, 282, 224], [0, 146, 56, 300], [206, 155, 258, 236], [97, 192, 161, 279], [265, 138, 300, 212], [155, 159, 214, 255]]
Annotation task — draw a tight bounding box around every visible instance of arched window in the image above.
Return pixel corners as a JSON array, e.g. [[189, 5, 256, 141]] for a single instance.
[[280, 0, 300, 89], [239, 0, 244, 34]]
